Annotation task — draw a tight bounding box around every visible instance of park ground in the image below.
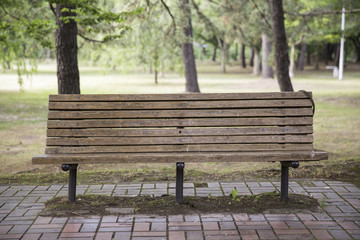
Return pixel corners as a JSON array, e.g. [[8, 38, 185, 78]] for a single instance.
[[0, 61, 359, 187]]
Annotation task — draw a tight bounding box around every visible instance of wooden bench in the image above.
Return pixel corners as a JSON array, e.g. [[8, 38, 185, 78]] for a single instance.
[[32, 92, 328, 203]]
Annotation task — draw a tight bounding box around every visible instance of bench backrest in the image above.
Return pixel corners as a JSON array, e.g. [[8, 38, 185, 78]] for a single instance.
[[45, 92, 314, 155]]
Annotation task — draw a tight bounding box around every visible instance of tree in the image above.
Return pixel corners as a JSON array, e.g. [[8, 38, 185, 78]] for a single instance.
[[179, 0, 200, 92], [269, 0, 293, 91]]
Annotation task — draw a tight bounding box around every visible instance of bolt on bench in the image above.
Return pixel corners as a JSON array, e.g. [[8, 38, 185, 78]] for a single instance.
[[32, 92, 328, 203]]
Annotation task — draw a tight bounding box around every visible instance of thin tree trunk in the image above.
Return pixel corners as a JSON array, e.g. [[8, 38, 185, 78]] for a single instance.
[[234, 43, 238, 61], [212, 46, 217, 61], [315, 44, 320, 70], [155, 70, 158, 84], [240, 43, 246, 68], [269, 0, 293, 91], [261, 33, 273, 79], [56, 4, 80, 94], [289, 42, 295, 77], [334, 43, 340, 66], [220, 41, 227, 73], [249, 47, 254, 67], [179, 0, 200, 92], [297, 42, 307, 71], [253, 48, 260, 76]]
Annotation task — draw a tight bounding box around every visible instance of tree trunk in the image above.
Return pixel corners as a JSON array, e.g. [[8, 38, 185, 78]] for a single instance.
[[179, 0, 200, 93], [297, 42, 307, 71], [56, 4, 80, 94], [249, 47, 254, 67], [212, 46, 217, 61], [315, 44, 320, 70], [269, 0, 293, 91], [220, 40, 228, 73], [289, 43, 295, 77], [334, 43, 340, 66], [252, 48, 260, 76], [261, 33, 274, 79], [155, 70, 158, 84], [234, 43, 238, 61], [240, 43, 246, 68]]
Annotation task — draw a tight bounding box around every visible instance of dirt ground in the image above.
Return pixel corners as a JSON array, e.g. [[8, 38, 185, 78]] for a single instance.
[[40, 192, 320, 217]]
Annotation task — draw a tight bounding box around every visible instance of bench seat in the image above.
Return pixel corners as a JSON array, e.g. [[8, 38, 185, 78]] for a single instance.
[[33, 151, 328, 164]]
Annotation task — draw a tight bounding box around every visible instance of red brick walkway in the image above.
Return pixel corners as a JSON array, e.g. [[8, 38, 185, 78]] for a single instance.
[[0, 180, 359, 239]]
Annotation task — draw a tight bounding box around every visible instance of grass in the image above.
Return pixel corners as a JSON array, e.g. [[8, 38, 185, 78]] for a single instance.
[[1, 61, 360, 185]]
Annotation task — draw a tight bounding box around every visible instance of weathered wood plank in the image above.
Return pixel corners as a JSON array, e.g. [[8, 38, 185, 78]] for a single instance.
[[48, 108, 313, 120], [49, 92, 312, 102], [48, 99, 313, 110], [45, 144, 314, 154], [32, 150, 329, 164], [47, 126, 313, 137], [47, 117, 313, 128], [46, 135, 313, 146]]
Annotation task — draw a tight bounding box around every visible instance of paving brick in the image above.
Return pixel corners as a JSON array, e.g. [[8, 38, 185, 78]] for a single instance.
[[236, 221, 271, 230], [311, 230, 334, 239], [59, 232, 95, 238], [233, 213, 249, 221], [113, 231, 131, 240], [40, 233, 59, 240], [249, 214, 266, 221], [186, 231, 203, 240], [328, 229, 352, 239], [219, 221, 237, 230], [8, 224, 30, 234], [168, 215, 184, 222], [201, 213, 233, 222], [265, 214, 298, 221], [63, 223, 81, 232], [256, 230, 277, 239], [168, 221, 202, 231], [269, 221, 288, 229], [101, 215, 117, 223], [132, 231, 166, 237], [81, 223, 99, 232], [239, 229, 259, 240], [151, 222, 166, 231], [285, 221, 306, 229], [184, 215, 200, 222], [22, 233, 41, 240], [169, 231, 186, 240], [95, 232, 113, 240], [134, 222, 150, 231], [203, 222, 219, 231]]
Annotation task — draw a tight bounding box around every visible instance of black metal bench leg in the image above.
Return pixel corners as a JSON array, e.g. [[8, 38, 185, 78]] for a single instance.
[[62, 164, 78, 203], [280, 161, 299, 202], [176, 162, 185, 204], [281, 162, 289, 201]]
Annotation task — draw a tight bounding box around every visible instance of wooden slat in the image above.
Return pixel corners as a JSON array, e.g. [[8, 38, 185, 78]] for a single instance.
[[47, 117, 313, 129], [48, 99, 312, 110], [45, 144, 314, 154], [49, 92, 312, 102], [32, 150, 329, 164], [48, 108, 313, 120], [47, 126, 313, 137], [46, 135, 313, 146]]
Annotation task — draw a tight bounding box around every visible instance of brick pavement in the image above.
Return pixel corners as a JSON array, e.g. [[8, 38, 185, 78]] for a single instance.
[[0, 180, 359, 239]]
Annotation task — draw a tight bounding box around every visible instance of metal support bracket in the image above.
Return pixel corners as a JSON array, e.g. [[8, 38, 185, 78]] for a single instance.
[[280, 161, 299, 202], [62, 164, 78, 203], [176, 162, 185, 204]]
